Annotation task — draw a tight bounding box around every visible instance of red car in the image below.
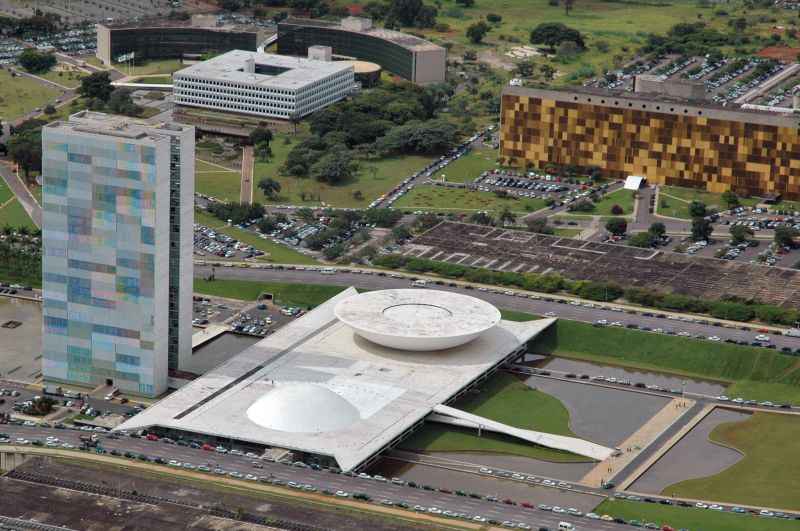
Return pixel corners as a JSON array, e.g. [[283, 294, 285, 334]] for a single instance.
[[145, 433, 158, 441], [521, 502, 534, 509], [201, 443, 215, 451]]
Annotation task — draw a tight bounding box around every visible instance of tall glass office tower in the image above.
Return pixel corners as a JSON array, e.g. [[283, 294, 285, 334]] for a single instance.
[[41, 112, 194, 397]]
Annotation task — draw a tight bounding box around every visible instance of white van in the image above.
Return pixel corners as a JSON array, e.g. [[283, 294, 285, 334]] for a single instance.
[[558, 523, 574, 531], [412, 279, 428, 288]]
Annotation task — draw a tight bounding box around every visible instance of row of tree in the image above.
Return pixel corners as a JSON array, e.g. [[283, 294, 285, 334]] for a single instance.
[[374, 253, 800, 325]]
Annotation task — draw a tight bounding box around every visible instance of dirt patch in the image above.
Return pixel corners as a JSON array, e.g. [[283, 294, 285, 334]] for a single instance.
[[757, 46, 800, 63]]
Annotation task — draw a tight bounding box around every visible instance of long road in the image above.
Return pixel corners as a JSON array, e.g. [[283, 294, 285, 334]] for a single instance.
[[0, 425, 621, 531], [194, 265, 800, 354]]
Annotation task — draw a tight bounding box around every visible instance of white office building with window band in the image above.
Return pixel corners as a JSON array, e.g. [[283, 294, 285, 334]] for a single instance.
[[172, 49, 355, 120], [119, 288, 614, 471]]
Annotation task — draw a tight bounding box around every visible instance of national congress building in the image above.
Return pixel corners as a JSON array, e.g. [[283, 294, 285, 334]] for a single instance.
[[500, 77, 800, 200]]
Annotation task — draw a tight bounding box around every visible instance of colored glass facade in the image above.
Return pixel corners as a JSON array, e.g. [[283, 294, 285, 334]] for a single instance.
[[42, 113, 194, 397], [501, 87, 800, 200]]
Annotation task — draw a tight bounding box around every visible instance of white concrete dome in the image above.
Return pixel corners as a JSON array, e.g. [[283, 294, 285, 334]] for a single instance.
[[334, 289, 501, 351], [246, 383, 361, 433]]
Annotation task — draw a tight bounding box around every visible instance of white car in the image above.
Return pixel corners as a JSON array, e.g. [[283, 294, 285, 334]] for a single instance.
[[755, 334, 770, 342], [695, 502, 708, 509], [707, 336, 721, 342]]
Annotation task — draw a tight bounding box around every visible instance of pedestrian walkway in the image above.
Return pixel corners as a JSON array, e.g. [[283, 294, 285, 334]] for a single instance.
[[240, 145, 254, 204], [580, 397, 696, 488]]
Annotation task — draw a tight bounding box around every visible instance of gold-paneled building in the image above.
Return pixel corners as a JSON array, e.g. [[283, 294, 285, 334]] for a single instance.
[[500, 86, 800, 200]]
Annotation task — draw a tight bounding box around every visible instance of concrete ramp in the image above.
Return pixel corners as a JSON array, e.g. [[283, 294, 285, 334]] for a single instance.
[[429, 404, 616, 461]]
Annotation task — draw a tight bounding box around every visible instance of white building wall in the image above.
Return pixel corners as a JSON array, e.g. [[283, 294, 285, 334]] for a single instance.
[[173, 68, 354, 119]]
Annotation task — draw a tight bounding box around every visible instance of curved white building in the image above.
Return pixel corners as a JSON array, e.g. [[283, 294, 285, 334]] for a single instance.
[[118, 287, 611, 471], [335, 289, 501, 351]]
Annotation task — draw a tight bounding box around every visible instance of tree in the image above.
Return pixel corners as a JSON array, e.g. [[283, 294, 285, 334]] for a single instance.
[[8, 126, 42, 179], [515, 60, 536, 78], [249, 126, 273, 146], [525, 217, 554, 234], [540, 64, 556, 81], [556, 40, 581, 61], [729, 224, 753, 244], [107, 88, 142, 116], [498, 208, 516, 227], [610, 204, 624, 215], [79, 71, 113, 101], [530, 23, 585, 50], [456, 0, 475, 5], [486, 13, 502, 23], [254, 141, 272, 161], [17, 48, 56, 73], [688, 200, 707, 218], [605, 217, 627, 236], [721, 190, 739, 209], [775, 226, 799, 248], [648, 222, 666, 238], [628, 231, 656, 248], [257, 177, 281, 199], [469, 211, 494, 225], [691, 217, 713, 241], [43, 104, 56, 115], [310, 150, 358, 184], [466, 21, 490, 44]]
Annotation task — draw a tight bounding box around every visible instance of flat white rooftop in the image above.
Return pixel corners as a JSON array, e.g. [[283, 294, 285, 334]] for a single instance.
[[173, 49, 352, 90], [119, 288, 555, 471]]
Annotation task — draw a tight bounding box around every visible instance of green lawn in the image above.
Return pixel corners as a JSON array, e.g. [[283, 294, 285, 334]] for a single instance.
[[553, 227, 583, 238], [0, 69, 61, 120], [194, 278, 346, 308], [593, 188, 635, 216], [254, 137, 431, 208], [0, 180, 12, 205], [394, 186, 547, 214], [594, 499, 800, 531], [499, 309, 538, 321], [531, 319, 800, 403], [0, 198, 36, 230], [131, 76, 172, 85], [400, 372, 587, 462], [36, 69, 84, 89], [195, 159, 240, 203], [658, 185, 761, 219], [114, 58, 184, 76], [665, 412, 800, 511], [433, 146, 498, 184]]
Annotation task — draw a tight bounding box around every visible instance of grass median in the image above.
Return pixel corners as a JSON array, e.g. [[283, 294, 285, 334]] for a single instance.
[[594, 499, 799, 531], [194, 278, 346, 308], [400, 372, 587, 462], [664, 412, 800, 511], [530, 319, 800, 403]]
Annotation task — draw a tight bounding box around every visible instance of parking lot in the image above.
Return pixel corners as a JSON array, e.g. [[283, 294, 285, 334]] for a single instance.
[[194, 222, 266, 261], [587, 53, 789, 107], [473, 169, 607, 206]]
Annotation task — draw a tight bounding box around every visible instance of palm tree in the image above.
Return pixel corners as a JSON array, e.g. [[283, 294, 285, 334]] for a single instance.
[[257, 177, 281, 200], [1, 225, 12, 237], [498, 207, 516, 227], [17, 226, 29, 236]]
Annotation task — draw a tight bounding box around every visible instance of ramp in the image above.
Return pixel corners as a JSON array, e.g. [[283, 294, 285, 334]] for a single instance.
[[429, 404, 615, 461]]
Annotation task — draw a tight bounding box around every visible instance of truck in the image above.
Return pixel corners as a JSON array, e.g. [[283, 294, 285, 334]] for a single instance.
[[785, 328, 800, 337], [42, 385, 63, 396], [79, 434, 99, 447]]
